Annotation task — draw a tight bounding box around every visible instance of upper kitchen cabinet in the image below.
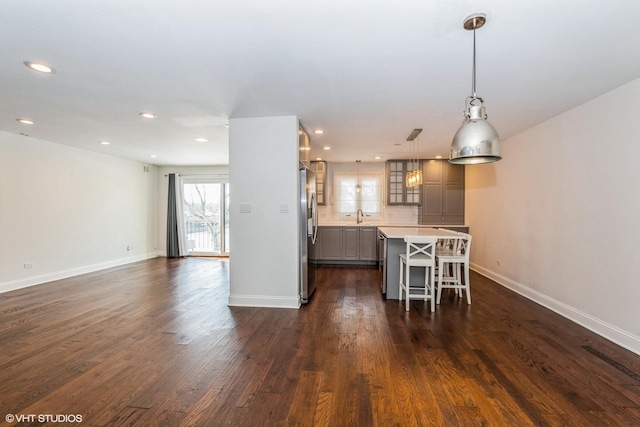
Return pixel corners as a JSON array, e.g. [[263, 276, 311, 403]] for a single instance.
[[298, 125, 310, 168], [386, 160, 421, 205], [419, 160, 465, 225], [310, 161, 326, 205]]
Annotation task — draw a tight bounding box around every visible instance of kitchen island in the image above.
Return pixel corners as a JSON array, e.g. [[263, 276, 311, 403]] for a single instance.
[[378, 227, 461, 300]]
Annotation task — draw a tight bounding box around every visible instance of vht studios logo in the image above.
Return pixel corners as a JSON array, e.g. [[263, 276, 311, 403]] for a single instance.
[[5, 413, 83, 423]]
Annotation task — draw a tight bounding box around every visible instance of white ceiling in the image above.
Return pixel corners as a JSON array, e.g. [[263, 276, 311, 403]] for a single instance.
[[3, 0, 640, 165]]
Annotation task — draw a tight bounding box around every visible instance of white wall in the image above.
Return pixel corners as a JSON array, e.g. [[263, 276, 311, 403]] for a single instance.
[[156, 165, 229, 256], [228, 116, 300, 308], [466, 77, 640, 354], [0, 131, 158, 293]]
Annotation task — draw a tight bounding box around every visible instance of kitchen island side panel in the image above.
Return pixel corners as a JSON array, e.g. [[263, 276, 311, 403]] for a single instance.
[[383, 237, 427, 300]]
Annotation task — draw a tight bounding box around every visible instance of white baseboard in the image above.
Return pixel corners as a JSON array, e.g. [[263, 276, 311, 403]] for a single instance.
[[0, 253, 157, 294], [228, 294, 301, 309], [471, 262, 640, 356]]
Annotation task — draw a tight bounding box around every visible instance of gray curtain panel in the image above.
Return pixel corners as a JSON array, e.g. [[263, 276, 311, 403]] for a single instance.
[[166, 173, 181, 257]]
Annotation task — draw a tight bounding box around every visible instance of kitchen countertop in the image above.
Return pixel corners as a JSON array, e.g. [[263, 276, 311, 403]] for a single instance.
[[317, 222, 409, 227], [377, 226, 460, 239], [318, 222, 467, 228]]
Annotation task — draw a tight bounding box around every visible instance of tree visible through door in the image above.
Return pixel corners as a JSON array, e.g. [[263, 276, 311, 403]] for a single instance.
[[182, 181, 229, 256]]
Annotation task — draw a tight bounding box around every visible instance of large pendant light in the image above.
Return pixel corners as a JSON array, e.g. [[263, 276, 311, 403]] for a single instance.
[[449, 13, 501, 165]]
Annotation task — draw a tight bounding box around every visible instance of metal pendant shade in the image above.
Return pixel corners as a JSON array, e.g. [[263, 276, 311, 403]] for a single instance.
[[449, 97, 501, 164], [449, 13, 501, 165]]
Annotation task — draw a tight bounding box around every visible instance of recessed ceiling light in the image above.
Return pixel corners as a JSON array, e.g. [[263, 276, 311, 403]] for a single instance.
[[99, 141, 111, 145], [374, 156, 382, 160], [195, 138, 208, 142], [314, 130, 324, 135], [24, 61, 56, 74], [435, 155, 443, 159], [323, 146, 331, 150], [315, 157, 322, 161], [149, 154, 157, 158], [17, 118, 35, 125], [139, 112, 157, 119]]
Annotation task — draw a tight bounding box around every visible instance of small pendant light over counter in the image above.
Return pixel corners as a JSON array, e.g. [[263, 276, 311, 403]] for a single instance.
[[405, 128, 423, 187], [449, 13, 501, 165]]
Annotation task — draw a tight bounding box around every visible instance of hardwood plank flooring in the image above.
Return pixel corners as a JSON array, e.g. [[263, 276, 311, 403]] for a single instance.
[[2, 258, 640, 426]]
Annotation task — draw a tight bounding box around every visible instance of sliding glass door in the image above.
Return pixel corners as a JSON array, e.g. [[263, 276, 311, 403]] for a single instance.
[[182, 179, 229, 256]]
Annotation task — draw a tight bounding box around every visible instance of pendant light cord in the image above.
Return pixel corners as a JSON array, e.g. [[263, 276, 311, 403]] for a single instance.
[[472, 24, 477, 97]]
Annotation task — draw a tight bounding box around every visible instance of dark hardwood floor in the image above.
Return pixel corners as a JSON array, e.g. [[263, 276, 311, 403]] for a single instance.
[[2, 258, 640, 426]]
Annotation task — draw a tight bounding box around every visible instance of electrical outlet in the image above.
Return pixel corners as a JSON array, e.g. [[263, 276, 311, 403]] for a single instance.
[[496, 260, 502, 267], [127, 246, 131, 251], [24, 262, 33, 269]]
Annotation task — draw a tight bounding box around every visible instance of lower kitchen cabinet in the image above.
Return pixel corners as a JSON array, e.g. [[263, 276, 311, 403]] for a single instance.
[[358, 227, 378, 261], [315, 226, 377, 264], [318, 226, 343, 259], [343, 227, 359, 259]]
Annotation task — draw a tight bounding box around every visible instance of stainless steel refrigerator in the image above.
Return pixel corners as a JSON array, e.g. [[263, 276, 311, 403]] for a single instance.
[[300, 166, 318, 303]]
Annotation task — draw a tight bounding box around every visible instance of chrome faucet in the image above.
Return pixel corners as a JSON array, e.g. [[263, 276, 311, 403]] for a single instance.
[[357, 209, 364, 224]]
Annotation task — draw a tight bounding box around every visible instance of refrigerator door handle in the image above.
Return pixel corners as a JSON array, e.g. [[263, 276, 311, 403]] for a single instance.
[[310, 192, 318, 244]]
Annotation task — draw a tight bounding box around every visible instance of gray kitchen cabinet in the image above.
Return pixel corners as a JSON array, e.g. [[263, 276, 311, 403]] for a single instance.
[[343, 227, 359, 259], [318, 226, 343, 259], [386, 160, 421, 205], [420, 160, 465, 225], [315, 226, 378, 263], [358, 227, 378, 261], [310, 161, 327, 205]]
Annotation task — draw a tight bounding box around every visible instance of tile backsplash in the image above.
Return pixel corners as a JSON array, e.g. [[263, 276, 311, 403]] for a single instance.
[[317, 204, 418, 225], [383, 205, 419, 225]]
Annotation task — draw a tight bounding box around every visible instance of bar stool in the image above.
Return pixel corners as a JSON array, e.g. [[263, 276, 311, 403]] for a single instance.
[[398, 236, 438, 312], [436, 233, 472, 305]]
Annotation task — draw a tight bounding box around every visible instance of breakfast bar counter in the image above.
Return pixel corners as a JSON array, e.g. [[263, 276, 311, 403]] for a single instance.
[[378, 227, 459, 299]]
